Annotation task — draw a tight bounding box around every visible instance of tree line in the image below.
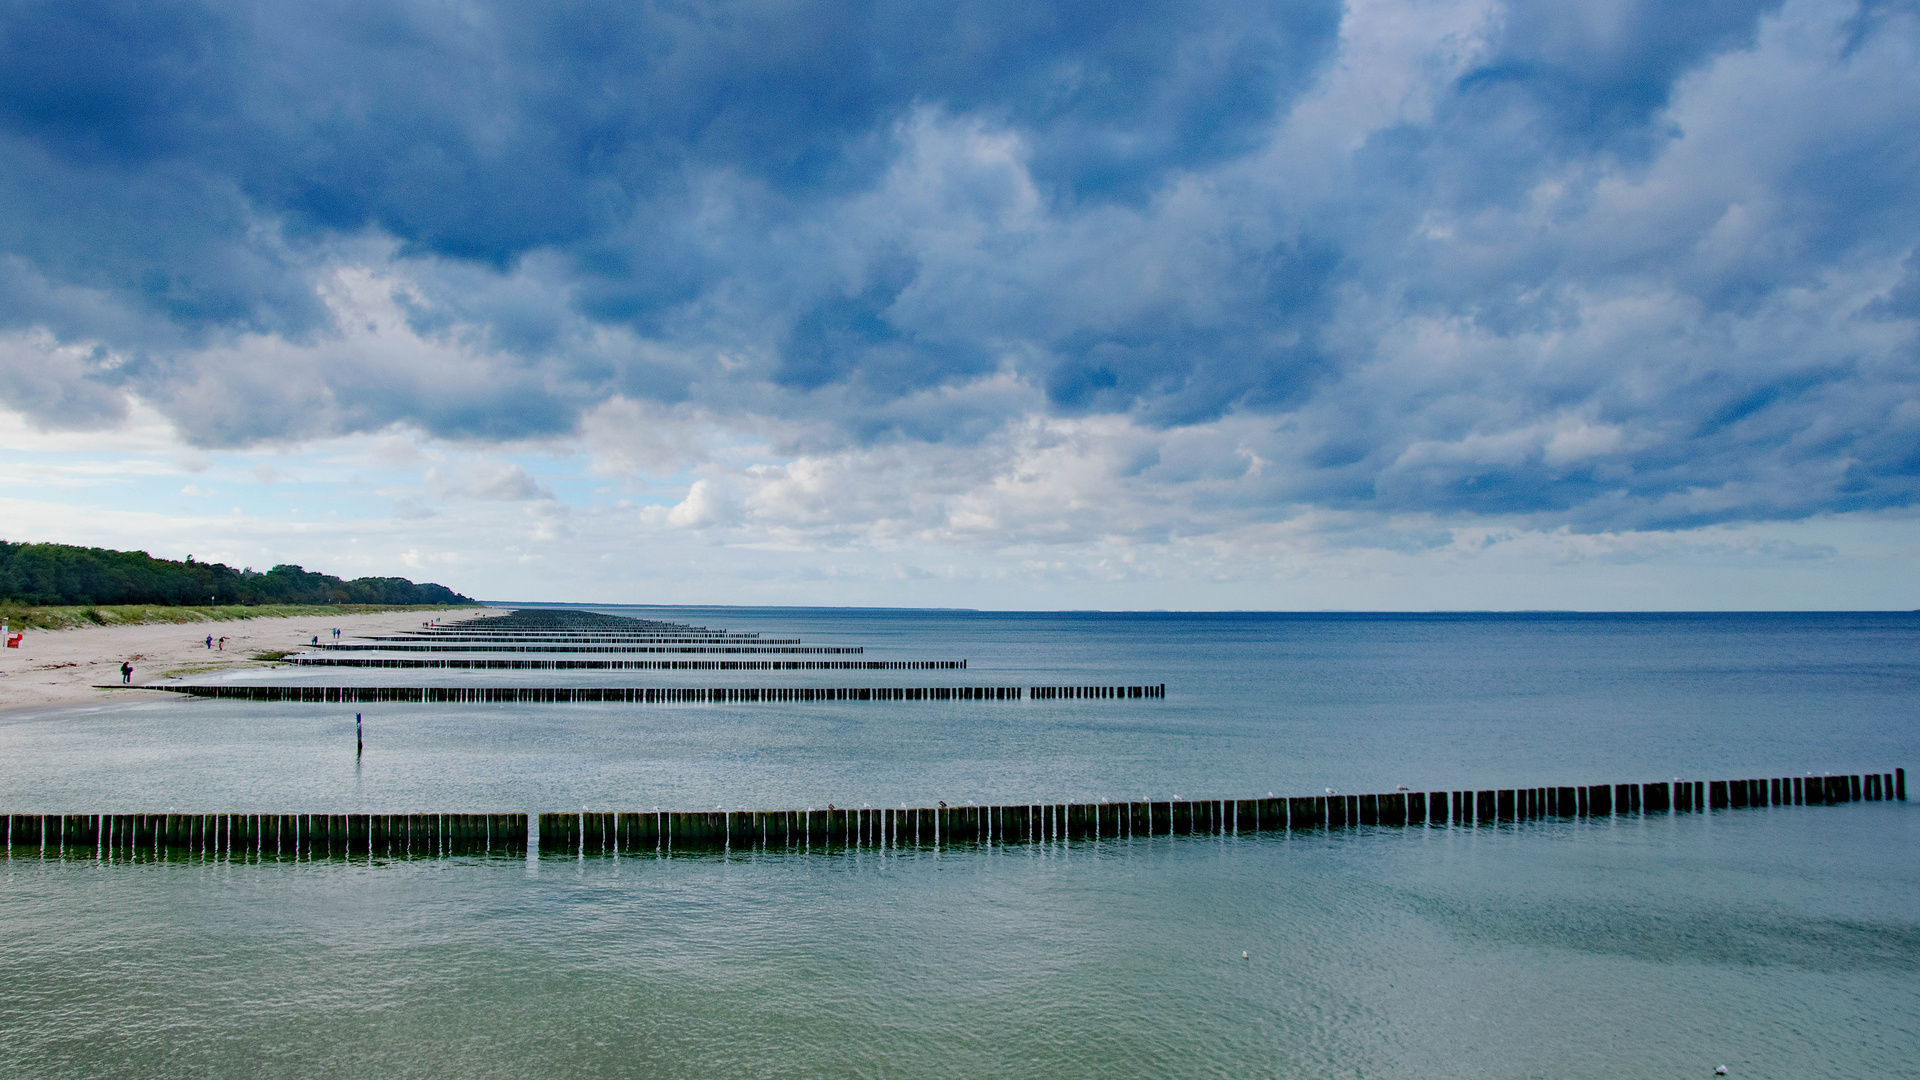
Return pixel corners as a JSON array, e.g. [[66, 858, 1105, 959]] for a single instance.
[[0, 541, 474, 606]]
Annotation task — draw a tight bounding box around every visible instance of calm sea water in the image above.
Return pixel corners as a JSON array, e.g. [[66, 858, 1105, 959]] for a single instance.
[[1, 610, 1916, 1077]]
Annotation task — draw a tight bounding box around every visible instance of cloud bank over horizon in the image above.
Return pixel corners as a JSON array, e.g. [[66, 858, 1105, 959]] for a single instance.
[[0, 0, 1916, 606]]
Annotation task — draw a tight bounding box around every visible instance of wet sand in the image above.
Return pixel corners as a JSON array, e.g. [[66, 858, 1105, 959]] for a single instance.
[[0, 608, 491, 716]]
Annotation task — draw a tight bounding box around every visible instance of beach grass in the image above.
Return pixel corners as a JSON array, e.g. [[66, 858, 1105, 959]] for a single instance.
[[0, 601, 482, 632]]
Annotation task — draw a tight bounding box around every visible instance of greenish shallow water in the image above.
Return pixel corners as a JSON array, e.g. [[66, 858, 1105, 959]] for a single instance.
[[1, 610, 1916, 1077], [3, 813, 1915, 1079]]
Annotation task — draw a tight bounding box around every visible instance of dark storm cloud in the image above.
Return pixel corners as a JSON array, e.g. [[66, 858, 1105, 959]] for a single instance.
[[0, 0, 1916, 531]]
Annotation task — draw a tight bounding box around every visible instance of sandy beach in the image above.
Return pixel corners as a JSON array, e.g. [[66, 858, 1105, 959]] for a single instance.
[[0, 608, 493, 716]]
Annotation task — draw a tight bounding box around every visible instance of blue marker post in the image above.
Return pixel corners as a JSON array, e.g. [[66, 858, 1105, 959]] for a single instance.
[[356, 712, 363, 758]]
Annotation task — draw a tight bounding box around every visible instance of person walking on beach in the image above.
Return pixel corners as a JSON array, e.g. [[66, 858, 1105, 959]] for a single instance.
[[205, 634, 213, 649], [120, 661, 132, 684], [218, 636, 227, 651]]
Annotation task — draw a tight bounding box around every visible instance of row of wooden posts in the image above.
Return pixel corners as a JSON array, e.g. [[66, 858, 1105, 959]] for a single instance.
[[313, 644, 866, 654], [287, 658, 970, 670], [7, 770, 1898, 857], [538, 769, 1904, 853], [1031, 685, 1168, 699], [362, 630, 798, 638], [381, 634, 776, 642], [3, 813, 525, 857], [146, 684, 1158, 704]]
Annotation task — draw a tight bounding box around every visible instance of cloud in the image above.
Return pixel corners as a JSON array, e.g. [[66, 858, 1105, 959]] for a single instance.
[[0, 0, 1913, 549], [0, 328, 130, 428], [423, 462, 555, 502], [665, 479, 738, 529]]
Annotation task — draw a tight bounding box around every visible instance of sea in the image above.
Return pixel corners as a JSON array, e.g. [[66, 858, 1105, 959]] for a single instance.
[[0, 608, 1915, 1078]]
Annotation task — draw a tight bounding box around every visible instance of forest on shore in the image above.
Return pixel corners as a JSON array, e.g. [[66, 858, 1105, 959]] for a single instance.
[[0, 541, 473, 607]]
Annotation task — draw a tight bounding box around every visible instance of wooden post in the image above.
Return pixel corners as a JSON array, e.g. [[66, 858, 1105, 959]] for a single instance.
[[1589, 785, 1612, 816]]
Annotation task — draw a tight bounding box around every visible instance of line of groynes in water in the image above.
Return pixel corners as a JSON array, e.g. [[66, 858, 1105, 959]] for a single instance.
[[312, 644, 866, 654], [136, 684, 1165, 703], [364, 634, 784, 642], [287, 658, 969, 670], [5, 770, 1901, 858], [359, 630, 802, 638]]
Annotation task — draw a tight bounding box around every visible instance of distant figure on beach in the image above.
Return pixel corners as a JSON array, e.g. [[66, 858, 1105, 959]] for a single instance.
[[311, 635, 319, 646], [332, 628, 340, 640], [218, 636, 227, 651], [120, 661, 132, 684], [204, 634, 213, 649]]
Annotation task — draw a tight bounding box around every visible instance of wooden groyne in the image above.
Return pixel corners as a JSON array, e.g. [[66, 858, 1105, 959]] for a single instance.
[[355, 630, 802, 638], [311, 644, 866, 654], [537, 768, 1904, 853], [3, 812, 525, 858], [136, 684, 1161, 704], [9, 769, 1900, 858], [1031, 685, 1167, 699], [366, 634, 782, 643], [288, 659, 968, 670]]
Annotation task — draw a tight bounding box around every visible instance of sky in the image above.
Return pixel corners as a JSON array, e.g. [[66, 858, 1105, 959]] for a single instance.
[[0, 0, 1916, 609]]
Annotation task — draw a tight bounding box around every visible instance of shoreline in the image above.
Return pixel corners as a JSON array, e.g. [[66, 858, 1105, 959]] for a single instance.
[[0, 607, 495, 717]]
